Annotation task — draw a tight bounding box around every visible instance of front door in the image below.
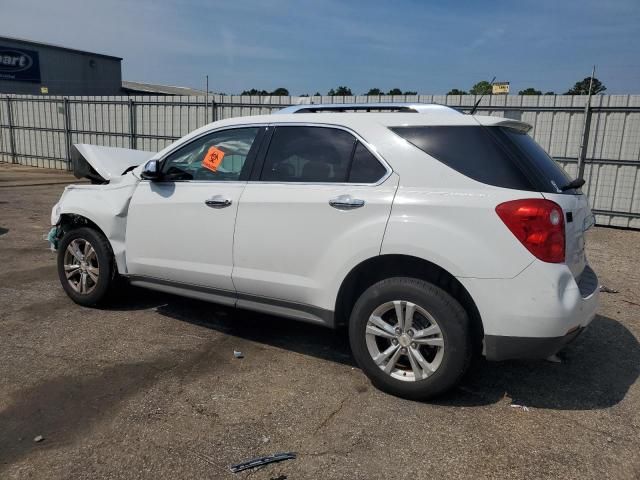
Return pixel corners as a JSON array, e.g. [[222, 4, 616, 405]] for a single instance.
[[126, 126, 264, 295]]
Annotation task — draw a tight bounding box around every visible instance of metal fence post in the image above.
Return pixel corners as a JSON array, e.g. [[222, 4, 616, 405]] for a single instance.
[[128, 99, 137, 149], [5, 97, 17, 164], [211, 98, 217, 123], [63, 98, 72, 168], [576, 99, 593, 181]]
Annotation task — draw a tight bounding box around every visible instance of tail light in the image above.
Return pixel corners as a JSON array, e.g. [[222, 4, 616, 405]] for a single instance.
[[495, 199, 565, 263]]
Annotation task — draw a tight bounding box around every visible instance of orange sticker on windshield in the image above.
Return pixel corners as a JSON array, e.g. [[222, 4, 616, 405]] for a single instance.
[[202, 146, 225, 172]]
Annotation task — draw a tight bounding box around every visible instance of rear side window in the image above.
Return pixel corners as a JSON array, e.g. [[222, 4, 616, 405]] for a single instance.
[[260, 126, 387, 183], [390, 126, 534, 191], [261, 126, 355, 182]]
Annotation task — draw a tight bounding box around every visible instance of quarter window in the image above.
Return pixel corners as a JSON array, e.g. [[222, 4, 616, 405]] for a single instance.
[[391, 125, 574, 193], [348, 142, 388, 183], [390, 126, 534, 191], [162, 127, 260, 181]]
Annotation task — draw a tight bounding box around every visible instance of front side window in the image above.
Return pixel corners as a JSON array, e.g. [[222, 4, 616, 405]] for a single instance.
[[162, 127, 260, 181]]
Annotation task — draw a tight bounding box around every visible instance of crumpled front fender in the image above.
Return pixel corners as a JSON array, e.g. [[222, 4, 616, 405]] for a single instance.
[[51, 175, 139, 273]]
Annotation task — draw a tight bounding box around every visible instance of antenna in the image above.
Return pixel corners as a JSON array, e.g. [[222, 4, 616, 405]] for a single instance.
[[469, 76, 496, 115]]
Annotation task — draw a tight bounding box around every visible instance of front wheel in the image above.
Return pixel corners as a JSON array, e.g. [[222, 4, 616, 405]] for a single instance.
[[57, 227, 115, 306], [349, 277, 472, 400]]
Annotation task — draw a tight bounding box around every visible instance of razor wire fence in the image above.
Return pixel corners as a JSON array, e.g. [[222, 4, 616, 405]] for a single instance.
[[0, 93, 639, 228]]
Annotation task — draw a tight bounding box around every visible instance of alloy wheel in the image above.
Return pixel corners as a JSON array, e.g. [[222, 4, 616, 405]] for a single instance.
[[63, 238, 100, 294], [365, 300, 445, 382]]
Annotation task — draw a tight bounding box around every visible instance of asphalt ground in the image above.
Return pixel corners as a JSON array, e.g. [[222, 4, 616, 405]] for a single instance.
[[1, 164, 639, 479]]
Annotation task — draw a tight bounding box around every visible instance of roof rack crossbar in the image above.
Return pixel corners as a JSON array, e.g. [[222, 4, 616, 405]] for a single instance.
[[274, 103, 462, 115]]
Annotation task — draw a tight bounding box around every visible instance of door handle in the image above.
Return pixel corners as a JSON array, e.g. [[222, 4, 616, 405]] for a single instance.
[[329, 194, 365, 210], [205, 195, 233, 208]]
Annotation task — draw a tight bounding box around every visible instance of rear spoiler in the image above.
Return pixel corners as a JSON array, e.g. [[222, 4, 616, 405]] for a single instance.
[[474, 118, 532, 133], [71, 144, 157, 183]]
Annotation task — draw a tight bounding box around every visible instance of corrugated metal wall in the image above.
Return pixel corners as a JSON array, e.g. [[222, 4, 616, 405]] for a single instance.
[[1, 94, 639, 228]]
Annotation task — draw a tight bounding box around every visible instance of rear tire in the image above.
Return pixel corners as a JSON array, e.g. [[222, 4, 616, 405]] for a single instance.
[[57, 227, 115, 306], [349, 277, 471, 400]]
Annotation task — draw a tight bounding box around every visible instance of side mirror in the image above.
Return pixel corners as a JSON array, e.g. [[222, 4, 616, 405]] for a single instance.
[[141, 160, 162, 181]]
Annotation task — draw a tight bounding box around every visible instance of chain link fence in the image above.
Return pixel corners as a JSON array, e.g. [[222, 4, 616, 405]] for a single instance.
[[1, 93, 639, 228]]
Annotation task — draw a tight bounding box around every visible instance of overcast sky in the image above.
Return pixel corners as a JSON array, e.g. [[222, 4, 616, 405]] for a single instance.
[[1, 0, 638, 94]]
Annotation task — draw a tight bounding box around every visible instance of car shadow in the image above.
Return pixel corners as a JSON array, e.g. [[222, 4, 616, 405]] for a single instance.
[[107, 287, 639, 411], [442, 314, 640, 410]]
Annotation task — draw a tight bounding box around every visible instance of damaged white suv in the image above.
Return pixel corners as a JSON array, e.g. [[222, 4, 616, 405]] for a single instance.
[[50, 103, 599, 399]]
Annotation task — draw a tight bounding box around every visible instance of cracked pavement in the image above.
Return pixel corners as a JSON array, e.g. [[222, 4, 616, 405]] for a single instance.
[[0, 165, 639, 479]]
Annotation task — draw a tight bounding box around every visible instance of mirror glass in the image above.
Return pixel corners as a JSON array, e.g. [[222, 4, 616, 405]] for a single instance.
[[142, 160, 160, 179]]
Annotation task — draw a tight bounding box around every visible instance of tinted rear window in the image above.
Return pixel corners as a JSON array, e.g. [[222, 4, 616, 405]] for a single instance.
[[491, 128, 572, 193], [390, 126, 572, 193]]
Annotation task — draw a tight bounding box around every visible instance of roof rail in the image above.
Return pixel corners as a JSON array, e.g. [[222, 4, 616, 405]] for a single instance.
[[274, 103, 462, 115]]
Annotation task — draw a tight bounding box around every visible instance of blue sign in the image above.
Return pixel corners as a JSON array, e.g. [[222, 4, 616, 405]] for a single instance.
[[0, 47, 41, 83]]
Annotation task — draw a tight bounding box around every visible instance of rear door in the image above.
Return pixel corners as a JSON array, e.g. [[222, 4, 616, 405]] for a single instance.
[[232, 125, 398, 315]]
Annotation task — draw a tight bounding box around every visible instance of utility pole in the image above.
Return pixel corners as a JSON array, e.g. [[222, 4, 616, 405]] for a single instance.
[[577, 65, 596, 180], [205, 75, 209, 107]]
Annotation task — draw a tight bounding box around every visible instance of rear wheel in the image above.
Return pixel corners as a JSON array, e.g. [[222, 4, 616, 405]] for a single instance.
[[349, 277, 471, 400], [57, 227, 115, 306]]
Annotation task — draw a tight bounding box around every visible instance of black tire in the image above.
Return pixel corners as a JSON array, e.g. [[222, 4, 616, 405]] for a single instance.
[[56, 227, 115, 306], [349, 277, 471, 400]]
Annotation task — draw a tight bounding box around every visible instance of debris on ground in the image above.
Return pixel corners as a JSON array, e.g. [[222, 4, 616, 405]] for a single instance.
[[599, 285, 619, 293], [510, 404, 530, 412], [33, 435, 44, 443], [261, 435, 270, 443], [546, 354, 562, 363], [233, 350, 244, 359], [229, 452, 296, 473]]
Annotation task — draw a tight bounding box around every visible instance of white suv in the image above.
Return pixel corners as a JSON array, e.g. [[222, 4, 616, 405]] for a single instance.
[[50, 103, 599, 399]]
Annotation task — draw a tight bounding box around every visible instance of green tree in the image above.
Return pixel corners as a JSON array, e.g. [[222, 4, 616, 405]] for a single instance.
[[366, 88, 383, 95], [469, 81, 493, 95], [518, 87, 542, 95], [544, 91, 555, 95], [271, 87, 289, 96], [328, 86, 353, 96], [241, 88, 268, 95], [387, 88, 403, 95], [299, 93, 309, 97], [565, 77, 606, 95], [313, 92, 321, 96], [403, 91, 417, 95], [447, 88, 468, 95]]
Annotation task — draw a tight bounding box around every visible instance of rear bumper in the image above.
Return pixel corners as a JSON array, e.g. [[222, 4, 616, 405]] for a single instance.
[[484, 326, 584, 361], [458, 261, 599, 361]]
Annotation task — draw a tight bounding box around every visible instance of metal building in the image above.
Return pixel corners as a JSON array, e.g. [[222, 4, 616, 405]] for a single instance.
[[0, 36, 122, 96]]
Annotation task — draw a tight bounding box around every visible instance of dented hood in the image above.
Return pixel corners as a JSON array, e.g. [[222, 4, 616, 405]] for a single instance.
[[71, 144, 157, 183]]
